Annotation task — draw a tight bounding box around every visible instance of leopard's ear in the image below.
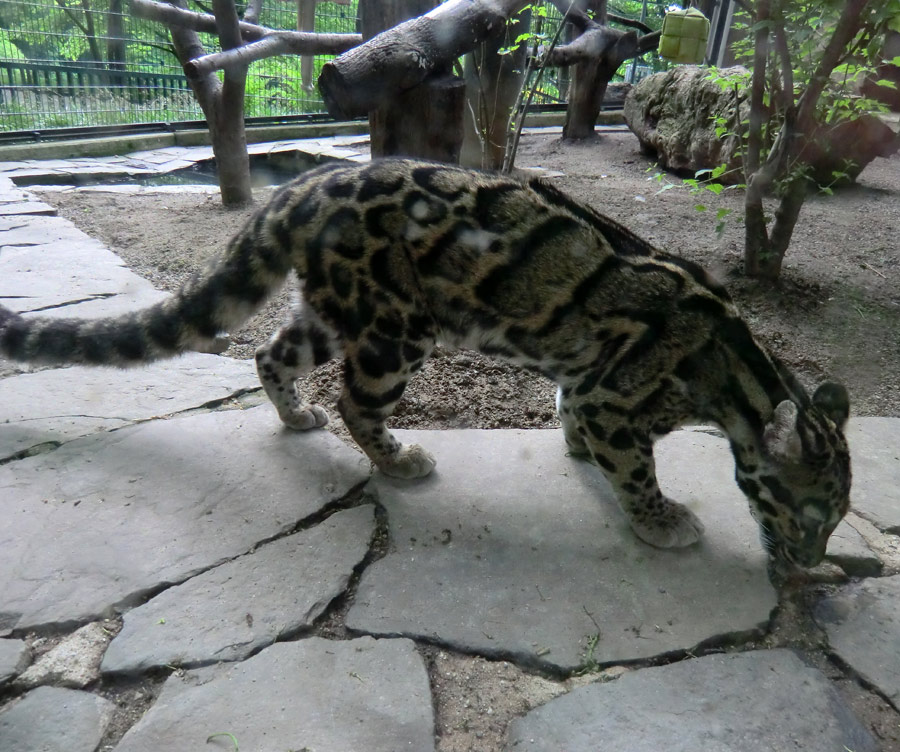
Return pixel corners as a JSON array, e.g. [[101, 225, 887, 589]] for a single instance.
[[812, 382, 849, 429], [763, 400, 802, 462]]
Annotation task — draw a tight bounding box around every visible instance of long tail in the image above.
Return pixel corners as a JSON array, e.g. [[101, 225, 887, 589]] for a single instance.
[[0, 207, 293, 367]]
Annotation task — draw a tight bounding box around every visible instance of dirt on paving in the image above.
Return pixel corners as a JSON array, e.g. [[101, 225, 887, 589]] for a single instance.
[[31, 130, 900, 751]]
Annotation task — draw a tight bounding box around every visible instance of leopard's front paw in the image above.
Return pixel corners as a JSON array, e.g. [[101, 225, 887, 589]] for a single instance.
[[378, 443, 436, 479], [628, 499, 705, 548], [279, 404, 329, 431]]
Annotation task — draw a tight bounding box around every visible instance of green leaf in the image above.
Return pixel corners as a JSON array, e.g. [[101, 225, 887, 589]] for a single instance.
[[694, 204, 708, 212]]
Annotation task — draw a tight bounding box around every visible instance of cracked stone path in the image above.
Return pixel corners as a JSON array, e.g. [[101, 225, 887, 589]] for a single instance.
[[1, 165, 900, 751]]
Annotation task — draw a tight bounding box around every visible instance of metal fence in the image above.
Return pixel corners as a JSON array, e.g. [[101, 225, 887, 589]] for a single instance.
[[0, 1, 651, 134], [0, 0, 359, 131]]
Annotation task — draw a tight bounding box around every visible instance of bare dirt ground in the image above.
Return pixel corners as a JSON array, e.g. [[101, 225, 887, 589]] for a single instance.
[[34, 130, 900, 751]]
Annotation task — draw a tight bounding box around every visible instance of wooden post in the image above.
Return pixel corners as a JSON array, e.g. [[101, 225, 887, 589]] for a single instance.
[[360, 0, 466, 161]]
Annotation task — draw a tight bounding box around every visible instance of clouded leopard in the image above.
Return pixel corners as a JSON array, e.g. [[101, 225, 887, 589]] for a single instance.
[[0, 159, 851, 568]]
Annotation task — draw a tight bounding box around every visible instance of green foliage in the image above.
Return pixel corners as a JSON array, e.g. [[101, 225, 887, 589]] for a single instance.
[[0, 0, 359, 130], [729, 0, 897, 136], [649, 164, 743, 236]]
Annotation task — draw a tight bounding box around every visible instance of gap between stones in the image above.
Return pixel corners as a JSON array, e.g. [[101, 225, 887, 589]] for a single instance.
[[22, 292, 116, 314], [0, 386, 265, 466], [5, 453, 899, 749]]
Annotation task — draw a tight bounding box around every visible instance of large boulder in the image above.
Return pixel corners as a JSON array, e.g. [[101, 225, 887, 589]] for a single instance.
[[624, 65, 748, 183], [625, 65, 899, 185]]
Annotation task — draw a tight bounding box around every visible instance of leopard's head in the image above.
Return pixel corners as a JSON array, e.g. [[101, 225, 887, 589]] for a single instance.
[[736, 382, 851, 569]]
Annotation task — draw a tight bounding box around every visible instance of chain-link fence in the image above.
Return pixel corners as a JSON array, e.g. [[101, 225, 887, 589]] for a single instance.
[[0, 1, 661, 134]]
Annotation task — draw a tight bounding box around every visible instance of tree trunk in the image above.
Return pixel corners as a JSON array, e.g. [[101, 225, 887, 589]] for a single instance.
[[106, 0, 126, 79], [167, 0, 252, 206], [361, 0, 468, 161], [369, 72, 466, 161], [561, 1, 626, 140], [298, 0, 317, 90], [460, 8, 531, 169], [320, 0, 529, 119], [210, 0, 252, 206]]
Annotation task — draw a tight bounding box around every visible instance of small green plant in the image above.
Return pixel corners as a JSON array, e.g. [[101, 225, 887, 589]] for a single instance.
[[649, 164, 743, 236], [577, 631, 602, 674], [206, 731, 240, 751]]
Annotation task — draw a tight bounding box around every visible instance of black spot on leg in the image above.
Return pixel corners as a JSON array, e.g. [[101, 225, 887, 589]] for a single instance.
[[270, 340, 285, 362], [402, 342, 425, 362], [593, 453, 617, 473], [358, 335, 402, 378], [609, 428, 635, 451], [309, 326, 333, 365], [585, 420, 606, 441], [329, 263, 354, 299], [348, 380, 407, 410]]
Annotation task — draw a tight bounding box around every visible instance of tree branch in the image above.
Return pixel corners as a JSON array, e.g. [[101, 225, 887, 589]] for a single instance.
[[130, 0, 361, 48], [212, 0, 243, 51], [319, 0, 531, 119], [795, 0, 869, 132], [54, 0, 91, 39], [242, 0, 262, 25], [542, 24, 624, 66], [637, 29, 661, 54], [771, 15, 794, 113], [608, 12, 653, 35]]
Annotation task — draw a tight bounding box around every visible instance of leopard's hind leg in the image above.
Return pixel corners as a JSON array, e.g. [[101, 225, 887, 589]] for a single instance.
[[338, 332, 436, 479], [569, 398, 705, 548], [255, 301, 341, 430], [557, 386, 589, 456]]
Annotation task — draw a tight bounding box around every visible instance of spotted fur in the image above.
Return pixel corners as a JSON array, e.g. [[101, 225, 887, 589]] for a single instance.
[[0, 159, 851, 567]]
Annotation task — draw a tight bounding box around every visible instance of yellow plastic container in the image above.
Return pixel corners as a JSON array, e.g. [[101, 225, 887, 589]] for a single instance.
[[658, 8, 710, 64]]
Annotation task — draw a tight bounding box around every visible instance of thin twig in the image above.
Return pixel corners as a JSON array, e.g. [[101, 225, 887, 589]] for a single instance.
[[503, 0, 574, 172]]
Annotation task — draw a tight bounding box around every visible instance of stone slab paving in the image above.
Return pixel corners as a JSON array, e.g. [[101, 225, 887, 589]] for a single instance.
[[505, 649, 878, 751], [0, 405, 370, 632], [814, 573, 900, 705], [0, 136, 371, 185], [113, 637, 435, 752], [102, 504, 376, 673], [349, 425, 881, 671], [0, 200, 56, 216], [0, 686, 114, 752], [348, 428, 786, 671], [0, 640, 30, 684], [18, 623, 112, 689], [1, 215, 167, 316], [847, 417, 900, 533], [0, 354, 259, 460]]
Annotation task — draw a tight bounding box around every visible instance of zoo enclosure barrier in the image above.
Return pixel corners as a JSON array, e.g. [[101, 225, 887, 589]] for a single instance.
[[0, 0, 659, 135]]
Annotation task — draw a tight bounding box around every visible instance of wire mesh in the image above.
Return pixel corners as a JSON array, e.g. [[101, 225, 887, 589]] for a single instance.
[[0, 1, 663, 134], [0, 0, 359, 131]]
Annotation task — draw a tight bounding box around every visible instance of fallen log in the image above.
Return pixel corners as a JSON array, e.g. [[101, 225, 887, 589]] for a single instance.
[[318, 0, 530, 119]]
